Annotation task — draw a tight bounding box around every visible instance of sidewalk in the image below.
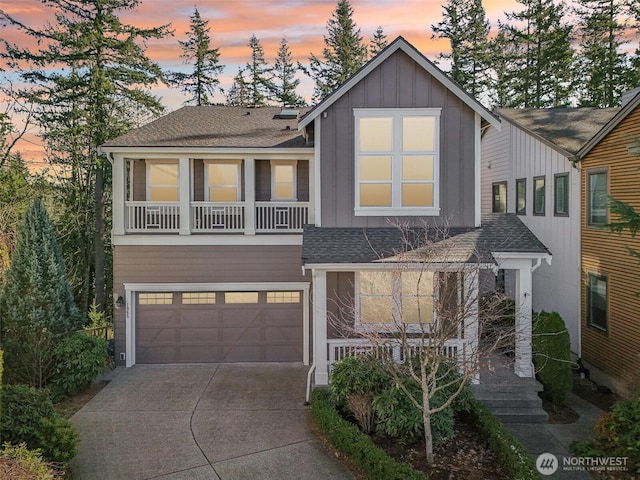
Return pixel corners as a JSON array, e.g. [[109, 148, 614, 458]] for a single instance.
[[504, 393, 604, 479]]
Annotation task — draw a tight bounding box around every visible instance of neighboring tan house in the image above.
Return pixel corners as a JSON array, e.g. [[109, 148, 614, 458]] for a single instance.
[[576, 90, 640, 397], [480, 107, 617, 357], [100, 37, 551, 389]]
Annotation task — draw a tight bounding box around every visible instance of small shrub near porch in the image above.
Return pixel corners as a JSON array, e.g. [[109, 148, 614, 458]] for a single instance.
[[533, 311, 572, 405]]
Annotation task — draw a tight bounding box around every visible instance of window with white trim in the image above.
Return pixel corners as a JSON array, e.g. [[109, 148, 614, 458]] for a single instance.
[[357, 271, 434, 326], [206, 161, 241, 202], [271, 160, 297, 201], [354, 109, 440, 215], [147, 161, 179, 201]]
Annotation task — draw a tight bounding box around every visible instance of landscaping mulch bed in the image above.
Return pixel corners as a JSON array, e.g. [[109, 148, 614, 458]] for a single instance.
[[373, 414, 511, 480], [572, 374, 621, 412], [55, 379, 110, 419]]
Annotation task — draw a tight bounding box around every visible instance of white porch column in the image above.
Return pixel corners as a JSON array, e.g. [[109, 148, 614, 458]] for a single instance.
[[514, 262, 534, 377], [244, 158, 256, 235], [112, 154, 125, 235], [178, 157, 191, 235], [463, 268, 480, 383], [312, 269, 329, 385]]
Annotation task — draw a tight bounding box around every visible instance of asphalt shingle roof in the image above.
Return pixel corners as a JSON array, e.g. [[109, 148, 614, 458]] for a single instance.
[[498, 108, 619, 156], [102, 106, 312, 148], [302, 214, 550, 265]]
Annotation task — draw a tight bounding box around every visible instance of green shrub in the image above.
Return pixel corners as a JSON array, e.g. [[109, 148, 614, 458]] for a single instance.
[[533, 311, 572, 405], [0, 443, 63, 479], [572, 390, 640, 474], [467, 397, 540, 479], [50, 332, 108, 399], [311, 389, 423, 480], [0, 384, 78, 465], [329, 354, 390, 404]]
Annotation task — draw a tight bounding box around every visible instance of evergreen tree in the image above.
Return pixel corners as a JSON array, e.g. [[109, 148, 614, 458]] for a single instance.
[[245, 34, 272, 107], [306, 0, 368, 102], [575, 0, 632, 106], [499, 0, 576, 107], [226, 68, 250, 106], [0, 0, 171, 313], [272, 37, 305, 107], [369, 26, 388, 58], [432, 0, 492, 99], [169, 8, 224, 106], [0, 199, 83, 387]]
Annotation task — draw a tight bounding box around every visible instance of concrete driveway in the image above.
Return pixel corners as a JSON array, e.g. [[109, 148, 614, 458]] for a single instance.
[[70, 364, 354, 480]]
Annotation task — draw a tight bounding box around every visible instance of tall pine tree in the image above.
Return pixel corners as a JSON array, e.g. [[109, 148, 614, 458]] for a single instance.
[[0, 199, 83, 387], [272, 37, 305, 107], [432, 0, 492, 99], [0, 0, 171, 313], [245, 34, 272, 107], [499, 0, 576, 107], [369, 26, 388, 58], [306, 0, 368, 102], [169, 8, 224, 106], [226, 68, 250, 106], [575, 0, 632, 106]]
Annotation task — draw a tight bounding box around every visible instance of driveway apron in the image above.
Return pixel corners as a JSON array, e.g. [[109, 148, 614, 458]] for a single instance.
[[70, 364, 353, 480]]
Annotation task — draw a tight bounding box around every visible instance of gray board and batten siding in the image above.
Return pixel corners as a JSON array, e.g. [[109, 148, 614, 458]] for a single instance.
[[318, 49, 477, 228]]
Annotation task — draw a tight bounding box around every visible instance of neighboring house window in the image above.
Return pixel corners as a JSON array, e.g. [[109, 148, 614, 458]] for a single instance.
[[554, 173, 569, 216], [492, 182, 507, 213], [533, 176, 545, 215], [587, 273, 608, 331], [516, 178, 526, 215], [147, 161, 179, 201], [206, 161, 241, 202], [354, 108, 440, 216], [588, 170, 608, 226], [357, 271, 434, 326], [271, 160, 297, 201]]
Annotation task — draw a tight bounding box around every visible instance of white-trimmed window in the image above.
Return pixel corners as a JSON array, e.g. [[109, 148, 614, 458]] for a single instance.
[[147, 161, 179, 201], [357, 271, 434, 326], [206, 161, 241, 202], [271, 160, 297, 201], [354, 109, 440, 216]]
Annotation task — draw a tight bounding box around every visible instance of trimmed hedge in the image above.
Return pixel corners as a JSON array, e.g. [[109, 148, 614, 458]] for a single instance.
[[532, 311, 572, 405], [467, 397, 540, 480], [310, 388, 423, 480]]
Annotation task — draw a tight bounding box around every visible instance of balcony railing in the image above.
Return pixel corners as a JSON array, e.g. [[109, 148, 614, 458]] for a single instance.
[[191, 202, 245, 232], [125, 202, 180, 232], [256, 202, 309, 232], [124, 201, 309, 234]]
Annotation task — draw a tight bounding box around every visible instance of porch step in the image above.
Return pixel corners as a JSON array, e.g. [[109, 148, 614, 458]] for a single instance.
[[471, 367, 548, 424]]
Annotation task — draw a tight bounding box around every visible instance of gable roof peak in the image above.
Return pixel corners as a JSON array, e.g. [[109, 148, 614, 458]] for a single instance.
[[298, 36, 500, 130]]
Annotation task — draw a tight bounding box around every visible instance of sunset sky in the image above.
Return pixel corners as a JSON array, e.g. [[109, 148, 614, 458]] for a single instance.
[[0, 0, 594, 164]]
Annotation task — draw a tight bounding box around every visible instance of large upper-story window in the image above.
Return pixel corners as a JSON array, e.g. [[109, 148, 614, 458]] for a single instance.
[[354, 109, 440, 216], [206, 161, 241, 202], [147, 161, 179, 201], [271, 160, 297, 201]]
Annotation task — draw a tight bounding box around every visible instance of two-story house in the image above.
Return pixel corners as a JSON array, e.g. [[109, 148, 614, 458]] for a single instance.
[[480, 107, 617, 357], [577, 89, 640, 397], [101, 37, 551, 390]]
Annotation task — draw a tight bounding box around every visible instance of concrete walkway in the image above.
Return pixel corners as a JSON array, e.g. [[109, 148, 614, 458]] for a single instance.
[[70, 364, 354, 480], [504, 393, 605, 479]]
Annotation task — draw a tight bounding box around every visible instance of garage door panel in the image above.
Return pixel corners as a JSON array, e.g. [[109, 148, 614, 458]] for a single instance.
[[136, 290, 303, 363]]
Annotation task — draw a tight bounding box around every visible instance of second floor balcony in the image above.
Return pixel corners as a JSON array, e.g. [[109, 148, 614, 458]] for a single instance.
[[112, 155, 314, 236]]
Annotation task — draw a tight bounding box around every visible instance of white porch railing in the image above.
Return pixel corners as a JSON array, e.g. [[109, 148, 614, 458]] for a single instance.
[[125, 202, 180, 232], [191, 202, 245, 232], [255, 202, 309, 232], [327, 338, 466, 370]]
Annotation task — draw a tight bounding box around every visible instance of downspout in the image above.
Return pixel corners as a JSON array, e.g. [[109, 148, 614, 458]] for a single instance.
[[303, 265, 316, 405]]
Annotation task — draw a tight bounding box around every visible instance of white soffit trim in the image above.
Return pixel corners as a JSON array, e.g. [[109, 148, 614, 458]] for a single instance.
[[493, 252, 552, 261], [304, 262, 495, 272], [112, 234, 303, 246], [299, 37, 501, 131], [99, 146, 313, 159]]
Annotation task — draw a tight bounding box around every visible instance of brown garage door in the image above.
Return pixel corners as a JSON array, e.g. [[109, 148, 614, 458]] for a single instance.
[[136, 291, 303, 363]]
